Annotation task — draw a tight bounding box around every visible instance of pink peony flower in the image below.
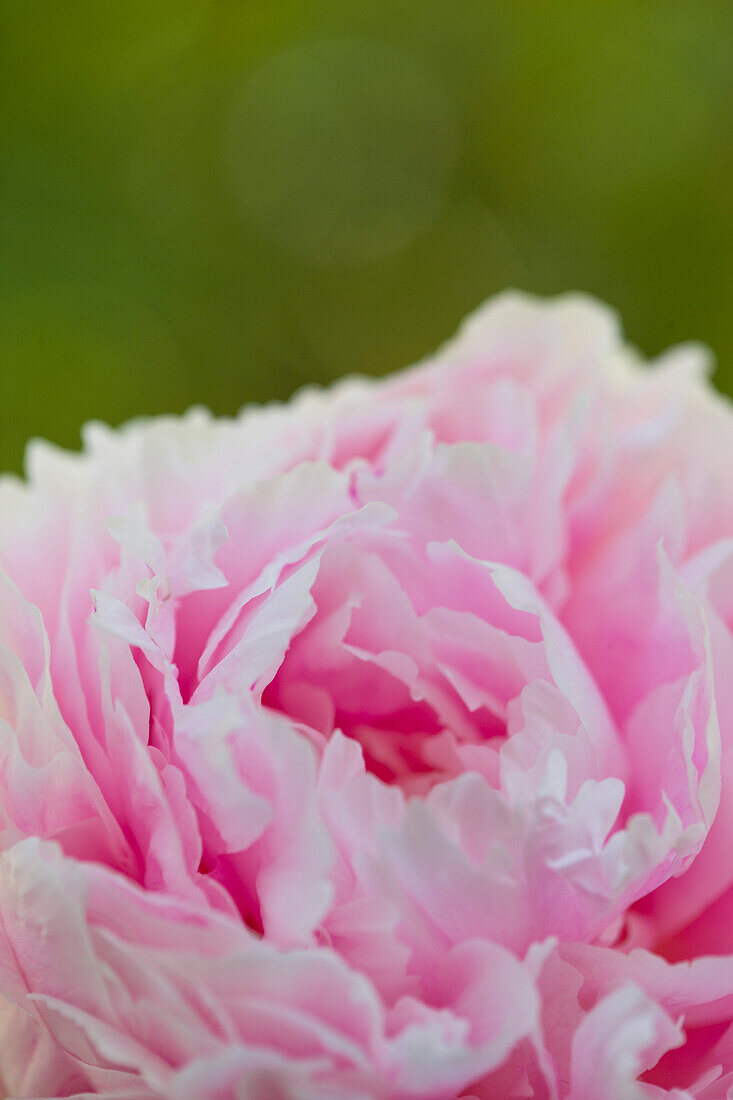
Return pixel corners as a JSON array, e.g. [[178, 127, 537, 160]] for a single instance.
[[2, 292, 733, 1097]]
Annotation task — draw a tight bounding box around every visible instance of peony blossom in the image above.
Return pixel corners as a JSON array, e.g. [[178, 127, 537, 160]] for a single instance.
[[3, 292, 733, 1097]]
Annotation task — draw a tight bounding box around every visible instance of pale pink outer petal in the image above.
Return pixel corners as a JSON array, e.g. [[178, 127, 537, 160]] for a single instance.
[[567, 984, 683, 1100]]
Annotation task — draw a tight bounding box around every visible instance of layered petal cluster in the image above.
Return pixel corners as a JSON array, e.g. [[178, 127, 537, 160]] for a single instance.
[[2, 293, 733, 1097]]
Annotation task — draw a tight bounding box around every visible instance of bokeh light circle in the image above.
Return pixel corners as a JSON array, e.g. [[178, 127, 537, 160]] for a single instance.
[[226, 37, 460, 265]]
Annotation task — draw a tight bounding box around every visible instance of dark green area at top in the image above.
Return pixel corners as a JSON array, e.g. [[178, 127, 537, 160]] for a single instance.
[[1, 1, 731, 473]]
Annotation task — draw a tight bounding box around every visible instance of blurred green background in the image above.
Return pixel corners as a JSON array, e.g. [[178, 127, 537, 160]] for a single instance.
[[1, 1, 731, 473]]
